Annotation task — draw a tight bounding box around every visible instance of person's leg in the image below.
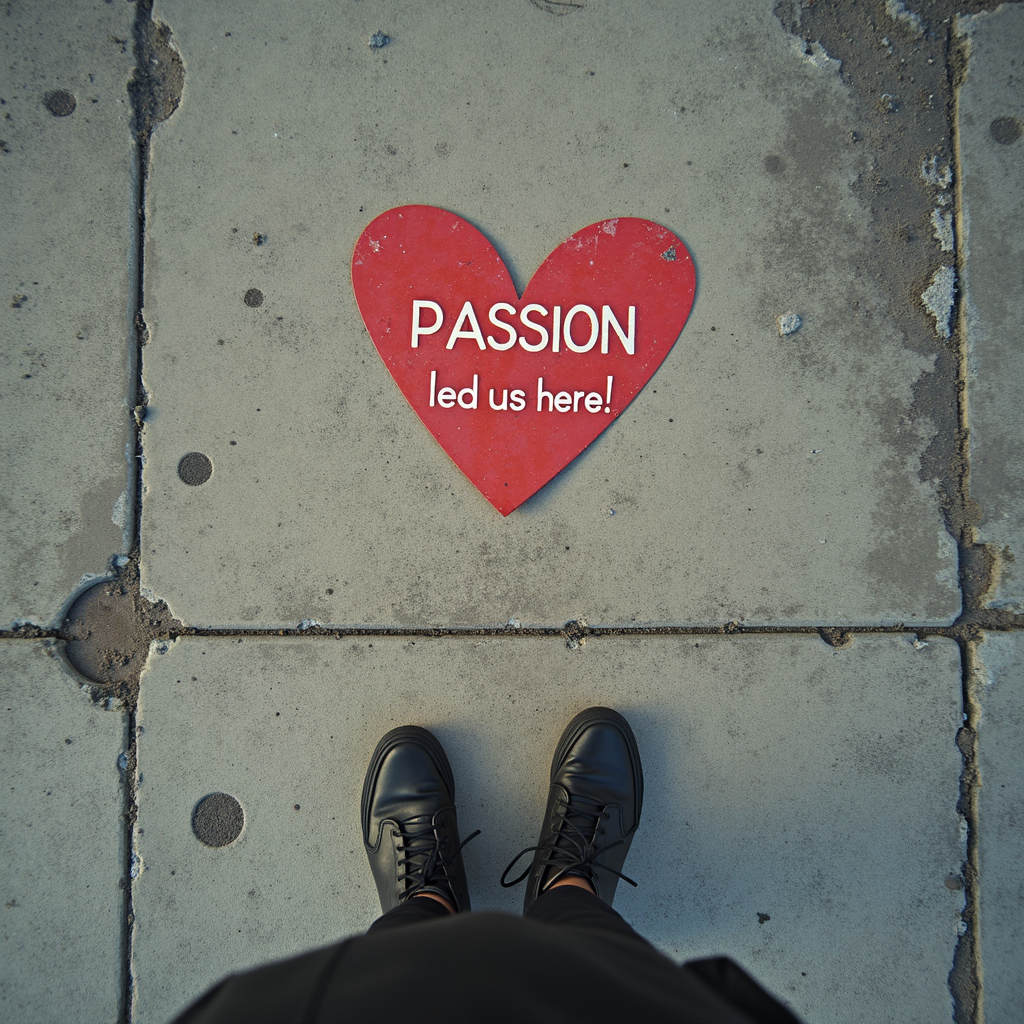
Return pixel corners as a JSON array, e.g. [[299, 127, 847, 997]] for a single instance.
[[361, 725, 479, 922], [367, 892, 452, 933], [525, 883, 653, 945]]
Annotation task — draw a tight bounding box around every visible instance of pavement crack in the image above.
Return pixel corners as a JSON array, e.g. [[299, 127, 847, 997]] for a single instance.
[[125, 0, 181, 571], [7, 617, 1022, 645], [944, 18, 1005, 632], [949, 639, 983, 1024], [116, 5, 186, 1016]]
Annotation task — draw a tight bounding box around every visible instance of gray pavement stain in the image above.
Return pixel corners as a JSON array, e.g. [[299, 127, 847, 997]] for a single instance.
[[2, 0, 1023, 1021]]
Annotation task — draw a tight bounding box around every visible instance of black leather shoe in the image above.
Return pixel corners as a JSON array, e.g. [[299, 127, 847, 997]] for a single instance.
[[361, 726, 479, 914], [501, 707, 643, 910]]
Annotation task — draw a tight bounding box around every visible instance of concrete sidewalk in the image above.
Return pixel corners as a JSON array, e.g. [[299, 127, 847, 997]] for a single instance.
[[1, 1, 1021, 1021]]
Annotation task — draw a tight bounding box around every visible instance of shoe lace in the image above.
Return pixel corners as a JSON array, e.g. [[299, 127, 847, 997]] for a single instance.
[[499, 793, 638, 891], [393, 813, 480, 903]]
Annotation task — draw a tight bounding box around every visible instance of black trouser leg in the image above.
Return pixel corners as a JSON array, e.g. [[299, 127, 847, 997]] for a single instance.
[[370, 888, 651, 946], [523, 885, 653, 946], [367, 895, 451, 933]]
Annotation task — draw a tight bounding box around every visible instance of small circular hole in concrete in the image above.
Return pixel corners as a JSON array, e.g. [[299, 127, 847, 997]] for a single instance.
[[990, 116, 1023, 145], [44, 90, 76, 116], [192, 793, 244, 847], [244, 288, 264, 307], [177, 452, 213, 486]]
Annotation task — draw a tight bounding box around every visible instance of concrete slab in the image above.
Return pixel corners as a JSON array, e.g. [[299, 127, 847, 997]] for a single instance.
[[958, 6, 1024, 612], [133, 634, 963, 1024], [0, 640, 126, 1021], [139, 0, 958, 629], [0, 0, 136, 628], [975, 634, 1024, 1023]]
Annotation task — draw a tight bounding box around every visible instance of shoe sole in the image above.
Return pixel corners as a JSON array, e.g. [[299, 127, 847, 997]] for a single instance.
[[360, 725, 456, 842], [550, 706, 644, 828]]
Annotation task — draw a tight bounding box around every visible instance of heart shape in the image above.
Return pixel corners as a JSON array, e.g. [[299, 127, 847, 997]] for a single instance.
[[351, 206, 695, 515]]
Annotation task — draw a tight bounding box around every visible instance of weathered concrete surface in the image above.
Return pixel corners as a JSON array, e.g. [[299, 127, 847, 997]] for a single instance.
[[0, 641, 125, 1021], [975, 634, 1024, 1023], [133, 635, 963, 1024], [139, 0, 958, 629], [0, 0, 135, 628], [959, 6, 1024, 612]]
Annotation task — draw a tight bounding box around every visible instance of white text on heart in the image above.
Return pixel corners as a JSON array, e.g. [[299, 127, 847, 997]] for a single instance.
[[411, 300, 636, 355], [429, 372, 614, 414]]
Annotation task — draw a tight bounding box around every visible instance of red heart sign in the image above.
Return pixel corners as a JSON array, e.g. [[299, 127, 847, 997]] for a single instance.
[[351, 206, 695, 515]]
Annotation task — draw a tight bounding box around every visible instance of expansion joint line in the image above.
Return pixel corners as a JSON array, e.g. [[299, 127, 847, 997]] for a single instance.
[[121, 0, 163, 1019], [1, 617, 1022, 645], [946, 18, 982, 1024]]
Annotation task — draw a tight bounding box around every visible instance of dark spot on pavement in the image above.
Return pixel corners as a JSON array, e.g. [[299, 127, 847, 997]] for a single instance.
[[178, 452, 213, 486], [192, 793, 244, 847], [44, 90, 76, 116], [989, 116, 1022, 145], [244, 288, 264, 307]]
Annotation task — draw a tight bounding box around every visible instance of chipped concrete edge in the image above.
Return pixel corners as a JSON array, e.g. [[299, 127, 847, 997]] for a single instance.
[[884, 0, 925, 38], [919, 152, 956, 338], [923, 264, 957, 339], [772, 1, 844, 81]]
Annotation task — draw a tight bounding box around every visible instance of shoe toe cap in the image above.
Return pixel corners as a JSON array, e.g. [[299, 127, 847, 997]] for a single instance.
[[557, 719, 642, 831], [364, 738, 453, 843]]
